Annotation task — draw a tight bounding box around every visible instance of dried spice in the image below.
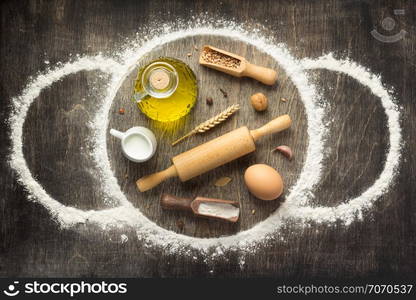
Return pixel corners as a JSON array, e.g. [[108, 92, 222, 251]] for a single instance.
[[206, 97, 213, 105], [201, 48, 241, 69], [219, 88, 228, 98], [176, 219, 185, 230], [118, 108, 125, 114], [214, 176, 232, 187]]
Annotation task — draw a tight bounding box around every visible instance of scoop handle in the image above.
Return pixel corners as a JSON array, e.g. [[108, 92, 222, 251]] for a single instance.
[[243, 62, 278, 85], [250, 114, 292, 141], [160, 194, 194, 212], [136, 165, 178, 192]]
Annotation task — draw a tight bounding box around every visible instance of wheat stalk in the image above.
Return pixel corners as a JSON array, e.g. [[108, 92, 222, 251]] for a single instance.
[[172, 104, 240, 146]]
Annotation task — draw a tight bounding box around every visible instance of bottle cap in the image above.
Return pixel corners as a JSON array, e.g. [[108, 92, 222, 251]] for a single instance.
[[149, 69, 170, 90]]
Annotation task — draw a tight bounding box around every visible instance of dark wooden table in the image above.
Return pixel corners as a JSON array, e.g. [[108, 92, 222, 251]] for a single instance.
[[0, 0, 415, 278]]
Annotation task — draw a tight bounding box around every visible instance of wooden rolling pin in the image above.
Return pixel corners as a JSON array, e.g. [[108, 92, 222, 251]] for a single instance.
[[137, 115, 291, 192]]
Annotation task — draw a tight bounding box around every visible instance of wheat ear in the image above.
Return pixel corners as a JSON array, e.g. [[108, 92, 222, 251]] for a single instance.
[[172, 104, 240, 146]]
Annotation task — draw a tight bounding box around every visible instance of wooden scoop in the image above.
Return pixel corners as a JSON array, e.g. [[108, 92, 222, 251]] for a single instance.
[[199, 45, 278, 85], [160, 193, 240, 222]]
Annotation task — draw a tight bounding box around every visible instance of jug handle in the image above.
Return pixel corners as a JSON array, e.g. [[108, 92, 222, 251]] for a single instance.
[[133, 90, 148, 103], [109, 129, 125, 140]]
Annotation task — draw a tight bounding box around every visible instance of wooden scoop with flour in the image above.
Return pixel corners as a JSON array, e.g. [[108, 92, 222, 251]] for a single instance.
[[137, 115, 291, 192], [160, 194, 240, 223], [199, 45, 278, 85]]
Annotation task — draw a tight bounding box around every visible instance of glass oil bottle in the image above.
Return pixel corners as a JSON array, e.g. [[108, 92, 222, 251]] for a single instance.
[[133, 57, 198, 122]]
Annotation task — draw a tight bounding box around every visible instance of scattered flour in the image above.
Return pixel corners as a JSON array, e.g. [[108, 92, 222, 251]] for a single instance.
[[7, 18, 402, 259]]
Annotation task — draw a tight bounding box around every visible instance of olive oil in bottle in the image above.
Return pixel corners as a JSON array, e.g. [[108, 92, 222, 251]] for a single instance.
[[133, 57, 198, 122]]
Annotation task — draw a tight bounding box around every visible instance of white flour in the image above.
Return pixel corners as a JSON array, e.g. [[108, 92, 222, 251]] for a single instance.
[[8, 18, 402, 259], [198, 202, 240, 219], [297, 54, 402, 225]]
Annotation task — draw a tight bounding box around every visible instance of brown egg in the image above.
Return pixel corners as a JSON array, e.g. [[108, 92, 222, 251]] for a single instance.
[[244, 164, 283, 200]]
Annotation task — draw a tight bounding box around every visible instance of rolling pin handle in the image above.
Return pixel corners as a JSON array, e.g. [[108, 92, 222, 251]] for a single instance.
[[136, 165, 178, 192], [250, 114, 292, 141], [243, 62, 278, 86]]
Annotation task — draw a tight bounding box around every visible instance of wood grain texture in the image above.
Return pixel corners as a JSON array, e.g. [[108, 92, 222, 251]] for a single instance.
[[0, 0, 415, 278]]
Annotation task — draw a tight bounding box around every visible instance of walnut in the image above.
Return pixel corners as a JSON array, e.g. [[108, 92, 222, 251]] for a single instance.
[[250, 93, 268, 111]]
